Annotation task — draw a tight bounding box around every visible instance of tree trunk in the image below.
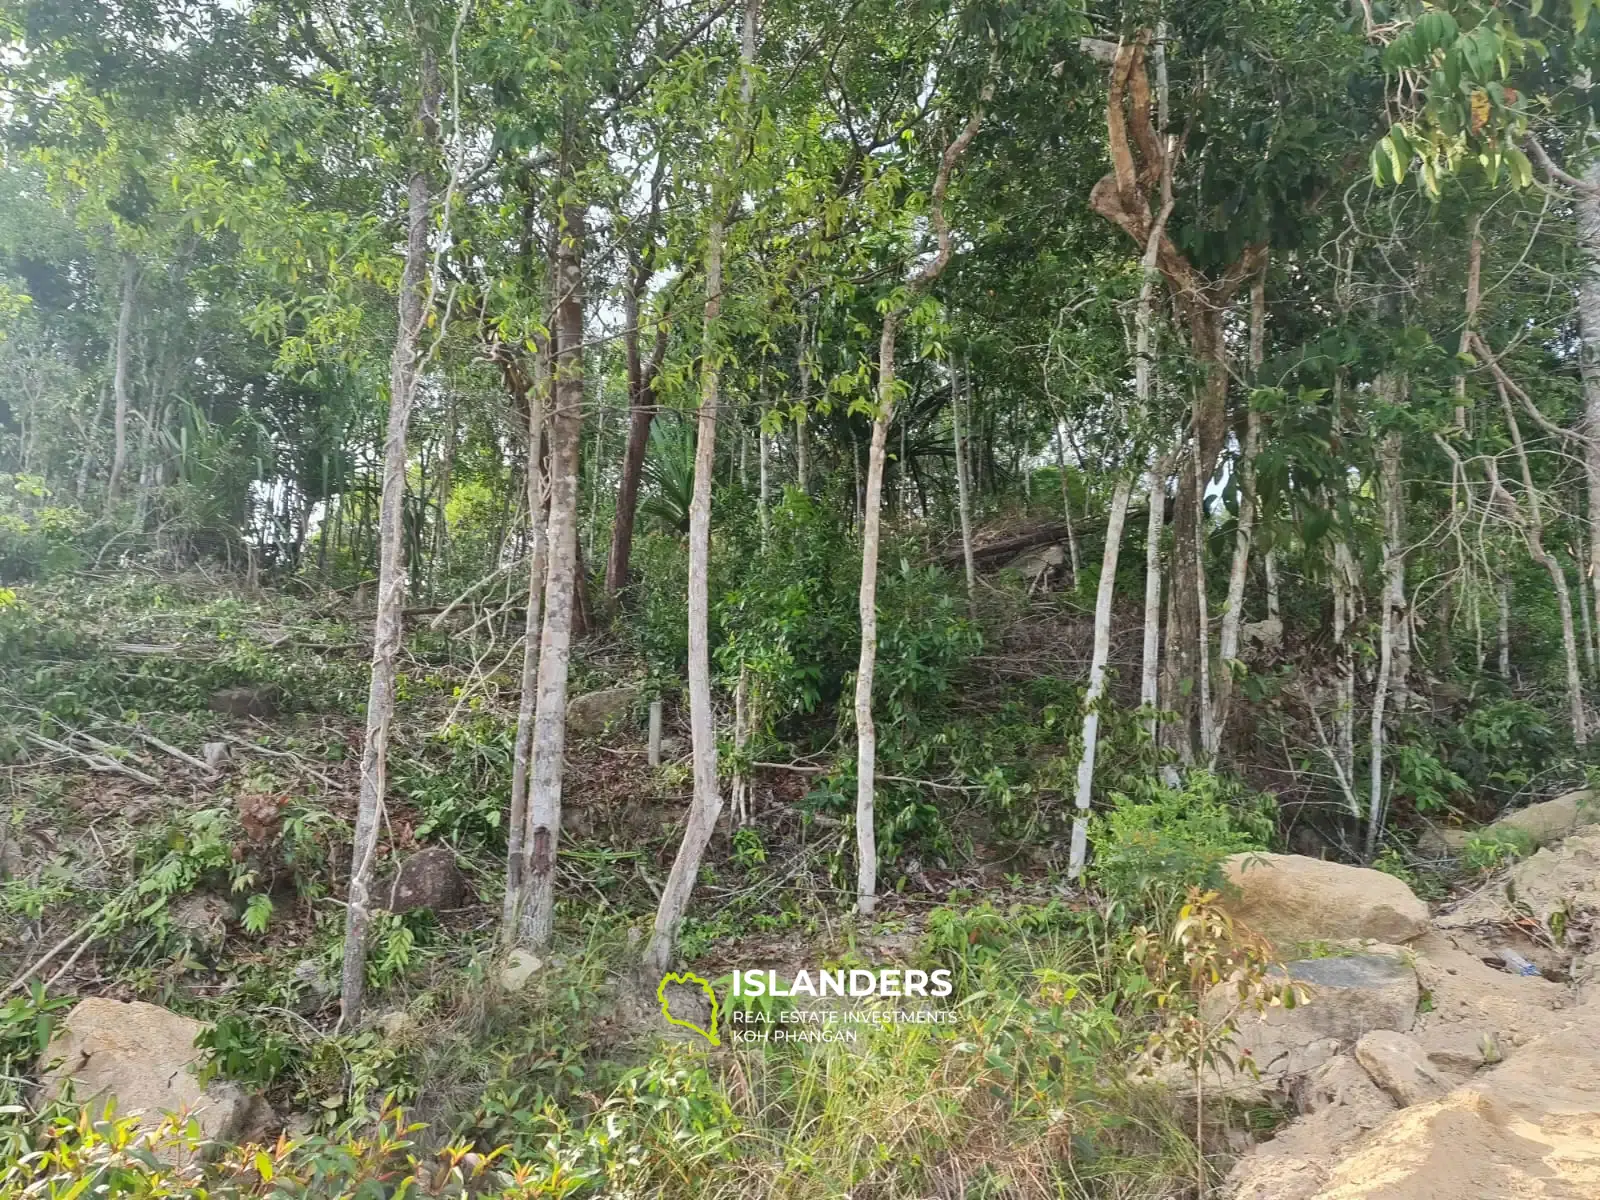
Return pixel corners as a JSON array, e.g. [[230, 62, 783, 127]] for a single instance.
[[105, 255, 137, 510], [795, 314, 811, 494], [503, 342, 548, 943], [1054, 422, 1081, 590], [519, 196, 586, 950], [645, 226, 724, 972], [1494, 386, 1587, 746], [1068, 477, 1134, 879], [853, 314, 900, 917], [1578, 161, 1600, 679], [1141, 451, 1167, 740], [605, 285, 658, 611], [952, 361, 977, 606], [339, 48, 438, 1027], [642, 0, 760, 972], [1367, 433, 1402, 860]]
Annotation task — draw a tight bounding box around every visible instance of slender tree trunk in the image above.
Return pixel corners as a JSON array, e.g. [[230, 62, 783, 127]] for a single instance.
[[853, 83, 990, 916], [1330, 538, 1359, 814], [854, 315, 898, 917], [644, 208, 724, 972], [795, 314, 811, 495], [605, 285, 658, 611], [1367, 432, 1403, 860], [1141, 450, 1167, 741], [105, 255, 137, 510], [643, 0, 760, 972], [1069, 478, 1134, 879], [1213, 265, 1267, 755], [1578, 161, 1600, 679], [1193, 444, 1217, 759], [1499, 572, 1512, 679], [519, 194, 586, 949], [1264, 548, 1281, 623], [1495, 387, 1587, 745], [340, 49, 438, 1026], [503, 343, 549, 943], [1054, 423, 1081, 589], [76, 382, 109, 502], [758, 395, 770, 545], [952, 361, 977, 606]]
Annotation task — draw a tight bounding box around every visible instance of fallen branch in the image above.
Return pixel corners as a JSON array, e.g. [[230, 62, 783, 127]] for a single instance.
[[221, 734, 339, 791], [936, 523, 1071, 569], [2, 912, 98, 998], [25, 731, 161, 787], [130, 729, 221, 777]]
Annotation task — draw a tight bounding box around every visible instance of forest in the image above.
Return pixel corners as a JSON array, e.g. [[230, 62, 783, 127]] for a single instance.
[[4, 0, 1600, 1197]]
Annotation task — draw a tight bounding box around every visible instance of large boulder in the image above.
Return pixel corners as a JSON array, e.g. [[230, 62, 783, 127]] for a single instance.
[[1507, 827, 1600, 930], [1495, 789, 1599, 846], [1220, 853, 1430, 949], [566, 686, 641, 738], [1408, 930, 1569, 1057], [383, 846, 468, 913], [39, 998, 267, 1154]]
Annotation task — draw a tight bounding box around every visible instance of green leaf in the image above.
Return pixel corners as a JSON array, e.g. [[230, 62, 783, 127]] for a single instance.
[[1507, 144, 1533, 189]]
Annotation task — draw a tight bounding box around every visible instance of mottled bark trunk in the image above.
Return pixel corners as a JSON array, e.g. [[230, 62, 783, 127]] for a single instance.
[[520, 197, 586, 950], [340, 49, 439, 1026], [503, 341, 549, 943], [645, 214, 724, 973], [1367, 432, 1402, 860], [854, 313, 897, 916], [1141, 451, 1167, 739], [1069, 478, 1133, 879]]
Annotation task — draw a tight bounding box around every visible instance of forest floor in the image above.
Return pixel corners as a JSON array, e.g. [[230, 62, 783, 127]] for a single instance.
[[1, 565, 1591, 1198]]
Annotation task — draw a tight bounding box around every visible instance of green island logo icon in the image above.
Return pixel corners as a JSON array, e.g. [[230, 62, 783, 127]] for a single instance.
[[657, 971, 721, 1046]]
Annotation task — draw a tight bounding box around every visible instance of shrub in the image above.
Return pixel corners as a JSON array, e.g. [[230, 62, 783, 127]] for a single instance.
[[1089, 770, 1275, 920]]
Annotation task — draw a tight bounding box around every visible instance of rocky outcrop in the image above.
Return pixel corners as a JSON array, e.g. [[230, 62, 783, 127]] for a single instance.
[[1418, 787, 1598, 857], [39, 998, 270, 1156], [1226, 822, 1600, 1200], [1220, 853, 1430, 949]]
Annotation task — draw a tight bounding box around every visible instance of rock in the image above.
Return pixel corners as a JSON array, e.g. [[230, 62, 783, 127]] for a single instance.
[[39, 999, 261, 1155], [1354, 1031, 1452, 1107], [1506, 827, 1600, 930], [169, 892, 231, 953], [1004, 543, 1065, 589], [566, 686, 641, 738], [1412, 1024, 1500, 1076], [1228, 1058, 1396, 1200], [1305, 994, 1600, 1199], [1492, 788, 1599, 847], [1415, 823, 1471, 858], [499, 949, 543, 991], [202, 742, 231, 772], [376, 1010, 417, 1041], [1409, 930, 1568, 1052], [383, 846, 468, 913], [1172, 954, 1419, 1104], [1241, 616, 1284, 656], [1220, 853, 1430, 950], [208, 687, 276, 719]]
